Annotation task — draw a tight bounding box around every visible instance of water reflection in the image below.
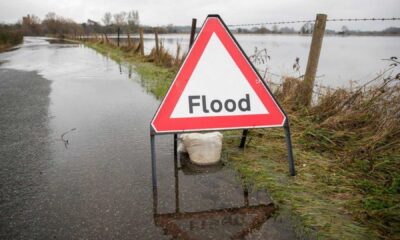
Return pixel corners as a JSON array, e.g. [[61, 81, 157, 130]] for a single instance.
[[152, 152, 276, 239]]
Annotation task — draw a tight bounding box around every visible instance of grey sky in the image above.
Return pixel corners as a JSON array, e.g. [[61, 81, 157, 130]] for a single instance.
[[1, 0, 399, 30]]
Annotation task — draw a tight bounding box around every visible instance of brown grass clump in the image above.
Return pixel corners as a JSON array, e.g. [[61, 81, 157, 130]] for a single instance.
[[149, 41, 184, 68]]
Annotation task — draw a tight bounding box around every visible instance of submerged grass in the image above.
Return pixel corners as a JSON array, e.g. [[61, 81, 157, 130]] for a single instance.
[[76, 37, 399, 239], [82, 40, 177, 99]]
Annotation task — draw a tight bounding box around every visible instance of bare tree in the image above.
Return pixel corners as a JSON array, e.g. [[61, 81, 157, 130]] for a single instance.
[[41, 12, 83, 36], [127, 10, 139, 25], [102, 12, 112, 26], [21, 14, 42, 35], [113, 11, 127, 26], [45, 12, 56, 21], [300, 22, 314, 34], [127, 10, 140, 32]]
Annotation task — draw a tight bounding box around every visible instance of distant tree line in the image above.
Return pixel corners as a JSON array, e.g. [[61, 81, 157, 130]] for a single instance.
[[19, 13, 83, 36], [233, 23, 400, 35], [100, 11, 140, 34], [1, 10, 140, 37], [2, 12, 399, 37]]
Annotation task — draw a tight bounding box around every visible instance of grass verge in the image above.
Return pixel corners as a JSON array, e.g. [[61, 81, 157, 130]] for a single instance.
[[0, 27, 23, 52], [78, 38, 399, 240]]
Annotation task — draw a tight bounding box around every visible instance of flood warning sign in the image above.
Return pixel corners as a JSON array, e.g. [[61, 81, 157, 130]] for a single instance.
[[151, 16, 286, 133]]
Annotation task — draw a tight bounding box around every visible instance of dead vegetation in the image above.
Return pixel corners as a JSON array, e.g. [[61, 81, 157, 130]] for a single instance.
[[227, 57, 400, 239]]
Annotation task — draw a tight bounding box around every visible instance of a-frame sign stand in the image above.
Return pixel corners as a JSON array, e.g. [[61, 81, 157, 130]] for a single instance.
[[150, 15, 295, 189]]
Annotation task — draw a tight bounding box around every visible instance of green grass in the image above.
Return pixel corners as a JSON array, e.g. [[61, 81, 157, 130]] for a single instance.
[[79, 39, 399, 240]]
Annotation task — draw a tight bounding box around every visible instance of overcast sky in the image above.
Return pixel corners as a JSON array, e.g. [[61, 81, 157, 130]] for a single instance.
[[1, 0, 399, 30]]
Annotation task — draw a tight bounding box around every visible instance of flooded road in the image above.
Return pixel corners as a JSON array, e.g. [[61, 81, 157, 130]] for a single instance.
[[0, 37, 296, 239]]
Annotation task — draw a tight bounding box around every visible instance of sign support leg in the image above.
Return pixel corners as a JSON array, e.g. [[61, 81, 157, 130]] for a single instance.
[[152, 185, 158, 219], [243, 185, 249, 207], [150, 133, 158, 188], [239, 129, 249, 148], [283, 121, 296, 176], [174, 152, 180, 213], [173, 134, 178, 156]]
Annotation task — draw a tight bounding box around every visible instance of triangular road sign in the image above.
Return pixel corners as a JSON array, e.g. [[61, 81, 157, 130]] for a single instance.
[[151, 15, 286, 133]]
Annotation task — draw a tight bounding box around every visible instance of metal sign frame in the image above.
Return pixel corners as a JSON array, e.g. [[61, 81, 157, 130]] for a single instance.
[[150, 14, 295, 189]]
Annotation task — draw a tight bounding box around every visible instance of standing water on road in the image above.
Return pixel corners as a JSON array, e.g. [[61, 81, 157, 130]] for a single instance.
[[0, 37, 296, 239]]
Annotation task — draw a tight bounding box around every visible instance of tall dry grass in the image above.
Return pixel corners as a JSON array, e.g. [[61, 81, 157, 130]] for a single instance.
[[273, 58, 400, 237]]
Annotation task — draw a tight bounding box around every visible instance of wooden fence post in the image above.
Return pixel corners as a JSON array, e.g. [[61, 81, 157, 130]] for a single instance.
[[155, 28, 160, 62], [175, 43, 181, 65], [301, 13, 327, 107], [139, 28, 145, 56], [127, 32, 132, 47]]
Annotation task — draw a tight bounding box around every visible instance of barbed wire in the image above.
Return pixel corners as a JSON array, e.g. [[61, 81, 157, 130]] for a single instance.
[[228, 17, 400, 28]]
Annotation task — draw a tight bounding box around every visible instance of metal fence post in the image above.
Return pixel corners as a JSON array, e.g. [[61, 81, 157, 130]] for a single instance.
[[117, 27, 120, 46], [189, 18, 197, 48]]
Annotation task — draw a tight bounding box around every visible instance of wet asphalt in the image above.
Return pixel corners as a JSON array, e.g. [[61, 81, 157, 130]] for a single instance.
[[0, 69, 51, 238]]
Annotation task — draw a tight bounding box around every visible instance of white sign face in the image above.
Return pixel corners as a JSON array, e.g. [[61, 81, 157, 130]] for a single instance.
[[170, 33, 269, 118]]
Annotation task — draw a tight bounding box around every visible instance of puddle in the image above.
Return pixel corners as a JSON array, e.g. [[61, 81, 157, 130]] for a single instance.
[[152, 152, 288, 239]]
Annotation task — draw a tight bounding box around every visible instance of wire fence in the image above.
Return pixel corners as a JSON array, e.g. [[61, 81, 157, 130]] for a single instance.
[[227, 17, 400, 28]]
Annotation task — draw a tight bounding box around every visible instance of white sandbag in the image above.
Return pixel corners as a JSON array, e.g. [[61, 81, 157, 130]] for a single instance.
[[180, 132, 223, 165], [177, 138, 187, 153]]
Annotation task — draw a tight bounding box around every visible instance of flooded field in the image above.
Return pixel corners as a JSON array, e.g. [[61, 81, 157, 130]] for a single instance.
[[0, 37, 296, 239], [108, 33, 400, 87]]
